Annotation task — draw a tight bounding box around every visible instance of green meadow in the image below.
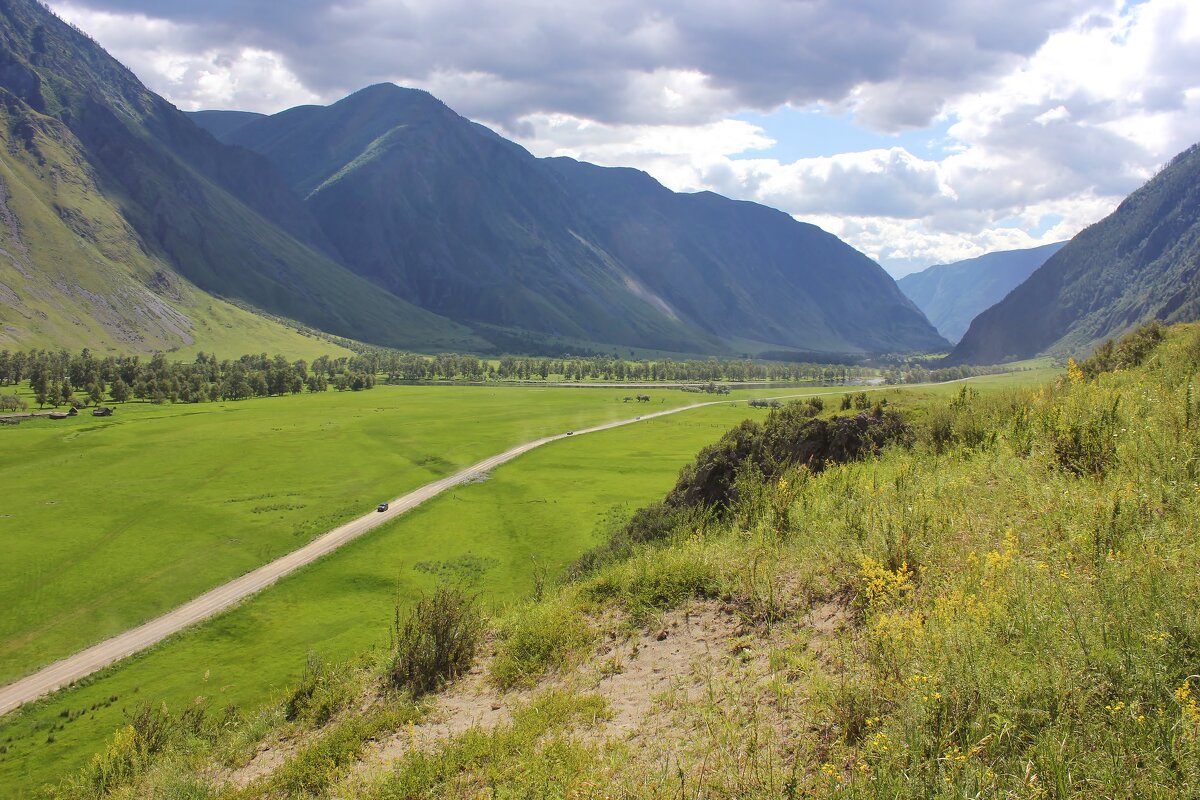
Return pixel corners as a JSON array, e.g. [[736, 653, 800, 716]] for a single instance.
[[0, 372, 1055, 795], [0, 383, 852, 688], [0, 399, 768, 793], [0, 385, 705, 685]]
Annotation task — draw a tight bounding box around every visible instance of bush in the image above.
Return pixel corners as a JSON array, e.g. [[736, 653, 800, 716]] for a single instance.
[[389, 587, 485, 697], [1046, 394, 1122, 479], [72, 704, 182, 797], [284, 654, 358, 726], [0, 394, 25, 412], [491, 597, 593, 690], [575, 409, 910, 577], [1079, 320, 1166, 378]]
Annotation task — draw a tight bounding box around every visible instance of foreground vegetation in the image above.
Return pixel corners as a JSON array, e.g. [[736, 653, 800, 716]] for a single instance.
[[18, 322, 1196, 799], [0, 398, 820, 793], [1, 383, 751, 688]]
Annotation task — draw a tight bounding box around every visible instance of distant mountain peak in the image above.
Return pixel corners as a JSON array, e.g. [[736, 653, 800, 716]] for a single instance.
[[201, 86, 947, 355], [897, 242, 1066, 343]]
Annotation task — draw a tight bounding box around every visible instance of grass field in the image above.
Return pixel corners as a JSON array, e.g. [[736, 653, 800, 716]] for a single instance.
[[0, 385, 713, 688], [0, 382, 884, 689], [0, 400, 768, 794], [0, 371, 1060, 796]]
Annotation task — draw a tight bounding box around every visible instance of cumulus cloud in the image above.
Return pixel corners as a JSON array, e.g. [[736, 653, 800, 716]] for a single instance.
[[48, 0, 1200, 273], [52, 0, 1094, 127], [493, 0, 1200, 272]]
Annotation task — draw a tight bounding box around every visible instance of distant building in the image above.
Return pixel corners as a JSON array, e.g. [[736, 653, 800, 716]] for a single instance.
[[92, 407, 114, 417]]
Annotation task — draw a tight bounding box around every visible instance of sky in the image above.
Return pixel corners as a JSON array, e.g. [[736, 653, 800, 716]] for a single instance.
[[50, 0, 1200, 276]]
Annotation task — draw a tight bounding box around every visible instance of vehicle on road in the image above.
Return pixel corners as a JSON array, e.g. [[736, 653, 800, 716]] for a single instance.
[[377, 503, 389, 512], [566, 431, 573, 435]]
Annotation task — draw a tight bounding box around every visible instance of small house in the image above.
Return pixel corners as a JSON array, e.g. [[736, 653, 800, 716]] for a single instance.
[[93, 407, 114, 417]]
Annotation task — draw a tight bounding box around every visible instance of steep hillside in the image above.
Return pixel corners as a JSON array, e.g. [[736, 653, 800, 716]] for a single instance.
[[897, 241, 1065, 342], [38, 324, 1200, 798], [218, 84, 948, 356], [0, 0, 481, 354], [0, 95, 339, 358], [224, 86, 721, 353], [549, 158, 947, 354], [952, 143, 1200, 363]]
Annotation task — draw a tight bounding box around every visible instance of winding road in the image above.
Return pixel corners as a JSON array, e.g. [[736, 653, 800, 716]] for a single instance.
[[0, 384, 925, 717]]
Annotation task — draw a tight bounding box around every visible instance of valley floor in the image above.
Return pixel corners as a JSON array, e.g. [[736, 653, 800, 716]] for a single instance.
[[0, 369, 1059, 795]]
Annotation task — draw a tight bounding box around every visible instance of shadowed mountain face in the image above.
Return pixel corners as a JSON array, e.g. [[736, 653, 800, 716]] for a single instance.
[[202, 84, 948, 356], [898, 242, 1065, 343], [1, 0, 943, 360], [952, 143, 1200, 364], [0, 0, 481, 354]]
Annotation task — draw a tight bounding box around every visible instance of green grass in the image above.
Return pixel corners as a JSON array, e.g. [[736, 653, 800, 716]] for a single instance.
[[6, 334, 1182, 799], [0, 376, 1048, 688], [0, 373, 1048, 796], [354, 325, 1195, 799], [0, 384, 723, 686], [0, 397, 780, 794]]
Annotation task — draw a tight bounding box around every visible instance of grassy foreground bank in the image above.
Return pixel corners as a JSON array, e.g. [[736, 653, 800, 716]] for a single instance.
[[19, 324, 1197, 799], [0, 372, 1055, 795]]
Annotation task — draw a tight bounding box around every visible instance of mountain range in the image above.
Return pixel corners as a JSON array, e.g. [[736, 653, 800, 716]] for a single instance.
[[193, 84, 947, 356], [0, 0, 948, 359], [7, 0, 1199, 366], [897, 242, 1065, 343], [952, 143, 1200, 363]]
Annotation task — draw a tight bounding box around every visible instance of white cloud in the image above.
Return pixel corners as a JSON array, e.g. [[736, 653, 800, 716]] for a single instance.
[[48, 0, 1200, 274], [51, 3, 321, 112], [497, 0, 1200, 272]]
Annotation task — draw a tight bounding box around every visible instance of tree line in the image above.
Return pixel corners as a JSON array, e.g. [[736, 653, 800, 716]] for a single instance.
[[0, 346, 875, 409], [0, 349, 380, 407], [880, 362, 1019, 385], [361, 348, 869, 384]]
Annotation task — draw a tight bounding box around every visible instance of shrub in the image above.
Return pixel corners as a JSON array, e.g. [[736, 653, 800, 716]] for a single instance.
[[1046, 394, 1122, 478], [1079, 320, 1166, 378], [389, 587, 485, 697], [284, 654, 358, 726], [491, 597, 593, 690], [71, 704, 180, 797]]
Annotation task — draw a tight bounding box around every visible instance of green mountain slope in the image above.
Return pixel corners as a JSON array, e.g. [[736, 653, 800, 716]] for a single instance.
[[897, 241, 1065, 343], [548, 158, 948, 354], [0, 0, 481, 355], [217, 84, 948, 356], [0, 94, 340, 358], [221, 86, 727, 353], [952, 143, 1200, 363]]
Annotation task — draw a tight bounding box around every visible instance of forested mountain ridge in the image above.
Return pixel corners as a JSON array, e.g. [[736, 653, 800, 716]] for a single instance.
[[0, 0, 482, 355], [198, 84, 949, 356], [897, 241, 1065, 343], [951, 142, 1200, 363]]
